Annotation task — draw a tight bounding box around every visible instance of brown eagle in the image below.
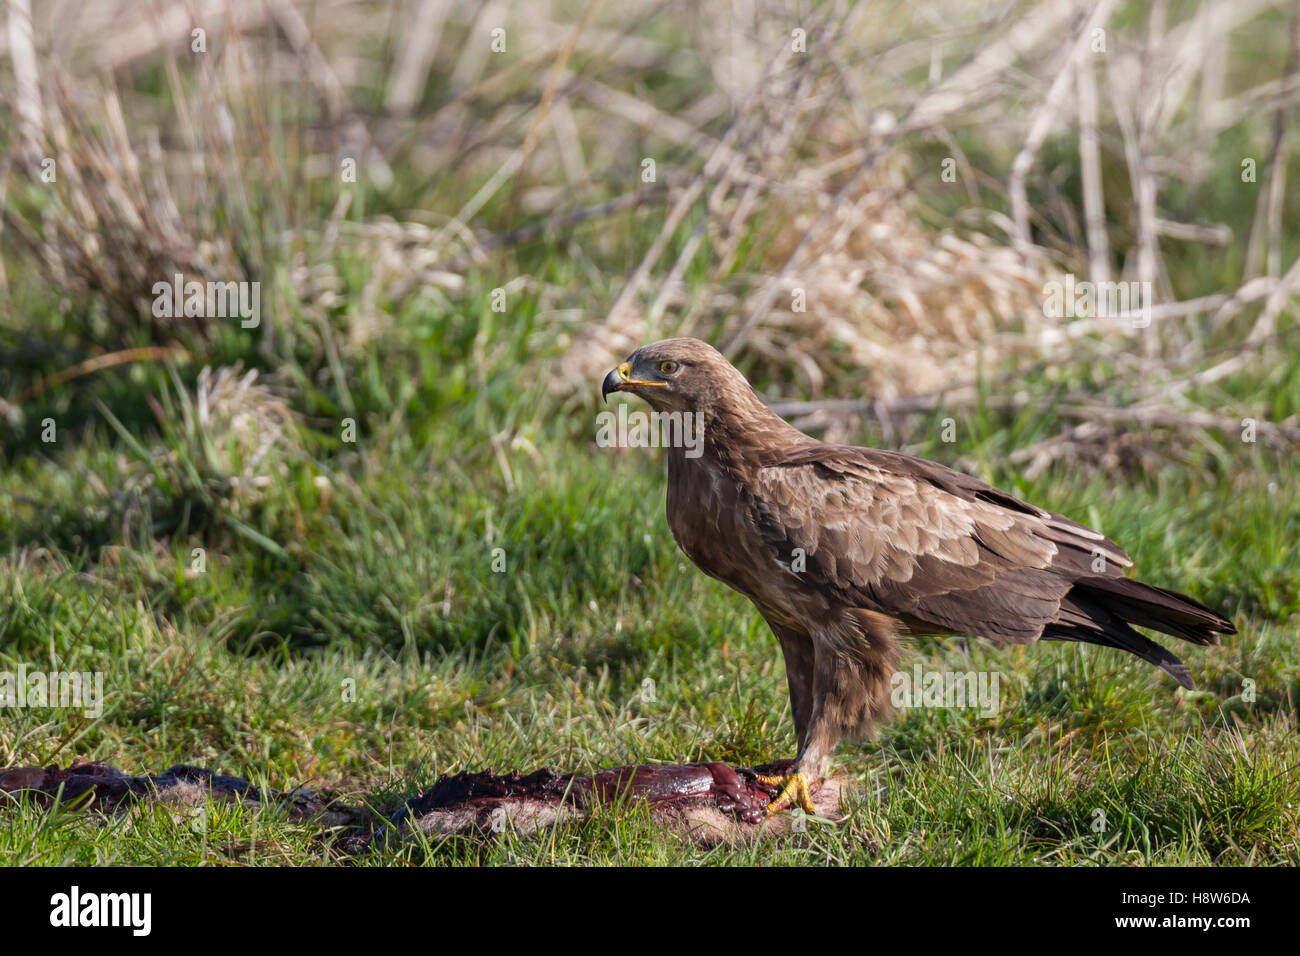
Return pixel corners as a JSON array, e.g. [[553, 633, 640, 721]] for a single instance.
[[602, 337, 1235, 816]]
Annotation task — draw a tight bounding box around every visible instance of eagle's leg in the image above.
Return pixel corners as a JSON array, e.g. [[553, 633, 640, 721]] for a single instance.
[[757, 716, 837, 816], [761, 614, 899, 817], [755, 771, 817, 816], [757, 622, 821, 815], [758, 690, 835, 817]]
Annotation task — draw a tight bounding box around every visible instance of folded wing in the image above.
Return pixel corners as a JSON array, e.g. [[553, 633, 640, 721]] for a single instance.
[[752, 446, 1233, 688]]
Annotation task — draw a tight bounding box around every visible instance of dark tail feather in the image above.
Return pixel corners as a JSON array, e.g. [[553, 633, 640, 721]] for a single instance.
[[1044, 576, 1235, 690], [1075, 575, 1235, 643], [1044, 619, 1198, 689]]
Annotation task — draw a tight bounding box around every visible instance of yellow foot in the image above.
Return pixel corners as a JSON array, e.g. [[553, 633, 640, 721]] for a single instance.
[[755, 771, 817, 816]]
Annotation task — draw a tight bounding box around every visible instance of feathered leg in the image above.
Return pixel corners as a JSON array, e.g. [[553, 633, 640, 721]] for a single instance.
[[762, 610, 899, 816], [757, 619, 819, 814]]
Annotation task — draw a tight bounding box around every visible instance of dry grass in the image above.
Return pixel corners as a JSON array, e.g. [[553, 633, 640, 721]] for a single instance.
[[2, 0, 1298, 462]]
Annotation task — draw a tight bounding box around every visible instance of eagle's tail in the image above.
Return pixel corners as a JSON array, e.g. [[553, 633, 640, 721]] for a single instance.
[[1043, 576, 1235, 690]]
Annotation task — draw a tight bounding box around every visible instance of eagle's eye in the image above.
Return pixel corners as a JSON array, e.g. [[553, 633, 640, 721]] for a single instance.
[[658, 360, 680, 375]]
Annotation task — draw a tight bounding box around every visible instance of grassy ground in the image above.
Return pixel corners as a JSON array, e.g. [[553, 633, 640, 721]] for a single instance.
[[2, 337, 1297, 864], [2, 0, 1299, 865]]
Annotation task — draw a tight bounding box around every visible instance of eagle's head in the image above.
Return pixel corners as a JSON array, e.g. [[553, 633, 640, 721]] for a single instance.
[[601, 337, 745, 413]]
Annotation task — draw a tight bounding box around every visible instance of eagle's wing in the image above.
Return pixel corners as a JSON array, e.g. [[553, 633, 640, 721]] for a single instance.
[[751, 445, 1230, 686]]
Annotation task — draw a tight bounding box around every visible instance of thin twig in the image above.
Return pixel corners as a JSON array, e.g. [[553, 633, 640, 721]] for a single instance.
[[15, 347, 193, 405]]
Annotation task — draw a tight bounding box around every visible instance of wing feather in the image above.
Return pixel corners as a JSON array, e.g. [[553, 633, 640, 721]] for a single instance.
[[752, 446, 1130, 646]]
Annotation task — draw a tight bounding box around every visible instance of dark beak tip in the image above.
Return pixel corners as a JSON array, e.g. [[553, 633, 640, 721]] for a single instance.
[[601, 368, 622, 404]]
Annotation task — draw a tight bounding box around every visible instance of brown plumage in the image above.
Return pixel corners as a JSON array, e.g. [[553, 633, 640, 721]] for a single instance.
[[602, 337, 1235, 813]]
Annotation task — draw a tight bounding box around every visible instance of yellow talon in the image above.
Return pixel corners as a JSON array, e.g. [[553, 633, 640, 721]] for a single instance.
[[755, 771, 817, 816]]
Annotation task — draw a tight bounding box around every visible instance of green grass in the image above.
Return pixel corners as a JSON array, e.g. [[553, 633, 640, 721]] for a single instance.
[[1, 353, 1297, 863]]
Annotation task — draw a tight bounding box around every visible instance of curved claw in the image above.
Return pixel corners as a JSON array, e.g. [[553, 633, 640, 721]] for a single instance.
[[755, 771, 817, 816]]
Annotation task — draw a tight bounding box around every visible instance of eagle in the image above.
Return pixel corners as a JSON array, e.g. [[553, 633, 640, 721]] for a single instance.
[[602, 337, 1235, 817]]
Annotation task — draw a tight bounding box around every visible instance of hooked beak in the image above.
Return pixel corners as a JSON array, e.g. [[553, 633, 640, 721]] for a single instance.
[[601, 362, 666, 403]]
